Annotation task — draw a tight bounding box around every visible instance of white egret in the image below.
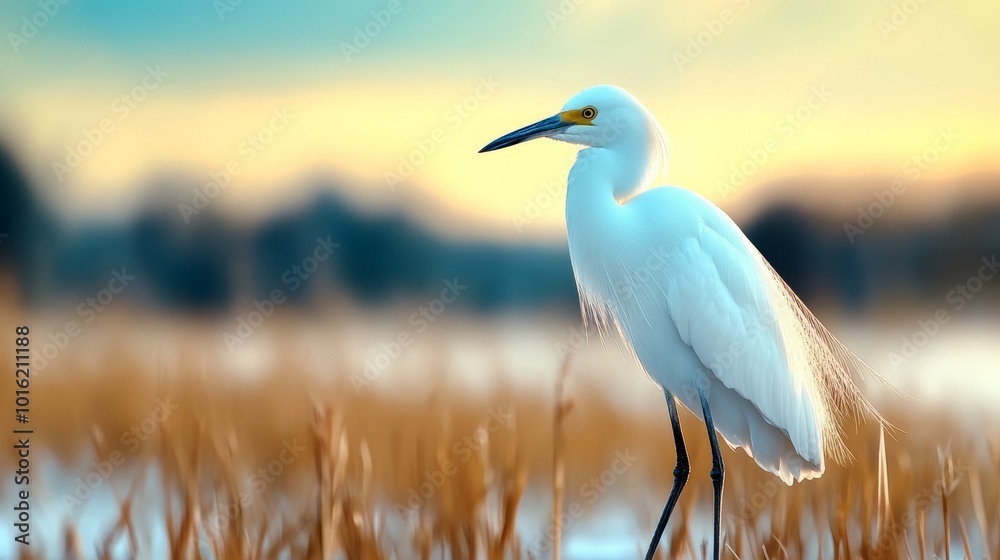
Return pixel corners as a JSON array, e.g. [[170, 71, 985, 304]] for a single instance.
[[480, 85, 888, 559]]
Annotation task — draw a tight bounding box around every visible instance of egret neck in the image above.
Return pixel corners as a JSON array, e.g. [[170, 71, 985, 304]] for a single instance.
[[565, 129, 664, 312]]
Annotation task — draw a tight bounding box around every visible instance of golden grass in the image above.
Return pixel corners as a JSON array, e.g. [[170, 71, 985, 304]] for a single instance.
[[2, 316, 999, 559]]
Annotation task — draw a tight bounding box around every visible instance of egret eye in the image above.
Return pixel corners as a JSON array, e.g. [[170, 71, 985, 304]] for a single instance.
[[581, 106, 597, 120]]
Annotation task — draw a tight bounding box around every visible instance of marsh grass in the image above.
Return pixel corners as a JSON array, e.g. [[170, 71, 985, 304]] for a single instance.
[[2, 320, 998, 559]]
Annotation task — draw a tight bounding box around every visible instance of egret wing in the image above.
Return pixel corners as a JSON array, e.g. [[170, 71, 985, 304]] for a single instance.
[[663, 196, 886, 468]]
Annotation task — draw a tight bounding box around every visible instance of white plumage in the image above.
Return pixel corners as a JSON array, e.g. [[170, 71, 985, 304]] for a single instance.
[[572, 183, 841, 483], [480, 84, 886, 557]]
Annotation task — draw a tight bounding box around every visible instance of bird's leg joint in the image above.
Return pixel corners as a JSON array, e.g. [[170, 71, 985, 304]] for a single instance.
[[710, 463, 724, 483], [673, 463, 690, 482], [673, 451, 690, 480]]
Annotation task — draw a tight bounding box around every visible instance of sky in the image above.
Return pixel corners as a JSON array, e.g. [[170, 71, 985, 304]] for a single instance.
[[2, 0, 999, 239]]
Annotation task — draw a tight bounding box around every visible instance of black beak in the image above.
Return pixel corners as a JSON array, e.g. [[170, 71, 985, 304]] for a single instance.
[[479, 114, 570, 153]]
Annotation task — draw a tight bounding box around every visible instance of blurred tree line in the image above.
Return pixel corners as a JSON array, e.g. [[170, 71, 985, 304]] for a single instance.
[[1, 141, 998, 315]]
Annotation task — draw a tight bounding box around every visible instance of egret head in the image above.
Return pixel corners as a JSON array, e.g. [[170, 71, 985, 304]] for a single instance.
[[479, 84, 668, 175]]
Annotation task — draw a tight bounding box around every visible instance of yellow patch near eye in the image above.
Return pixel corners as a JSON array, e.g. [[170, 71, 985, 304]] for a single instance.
[[559, 108, 596, 126]]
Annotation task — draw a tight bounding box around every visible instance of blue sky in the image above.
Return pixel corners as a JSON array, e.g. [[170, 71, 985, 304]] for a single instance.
[[3, 0, 999, 239]]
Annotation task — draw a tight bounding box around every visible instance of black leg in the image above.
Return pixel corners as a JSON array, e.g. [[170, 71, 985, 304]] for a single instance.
[[699, 389, 724, 560], [644, 391, 690, 560]]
